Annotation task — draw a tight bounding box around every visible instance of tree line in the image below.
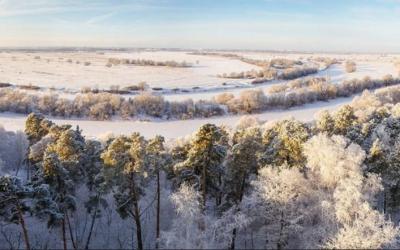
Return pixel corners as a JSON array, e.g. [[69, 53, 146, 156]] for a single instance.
[[217, 66, 318, 82], [0, 75, 400, 121], [107, 58, 193, 68]]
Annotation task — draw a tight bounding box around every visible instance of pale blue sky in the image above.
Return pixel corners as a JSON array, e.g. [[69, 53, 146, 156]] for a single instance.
[[0, 0, 399, 52]]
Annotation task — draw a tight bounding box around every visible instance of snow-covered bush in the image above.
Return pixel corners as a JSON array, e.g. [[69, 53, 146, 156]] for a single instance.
[[345, 60, 357, 73], [108, 58, 193, 67], [0, 74, 400, 121]]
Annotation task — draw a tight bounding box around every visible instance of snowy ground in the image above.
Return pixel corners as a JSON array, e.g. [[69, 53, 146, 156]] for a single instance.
[[1, 50, 398, 100], [15, 60, 398, 102], [0, 50, 262, 90], [0, 96, 353, 140]]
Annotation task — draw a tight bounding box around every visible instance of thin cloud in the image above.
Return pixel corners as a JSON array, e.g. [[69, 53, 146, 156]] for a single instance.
[[85, 11, 116, 25], [0, 0, 160, 17]]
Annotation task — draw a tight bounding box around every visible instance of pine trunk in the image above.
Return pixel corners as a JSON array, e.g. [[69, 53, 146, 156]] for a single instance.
[[230, 228, 237, 250], [85, 199, 99, 250], [384, 190, 387, 214], [66, 211, 77, 249], [155, 170, 161, 249], [17, 203, 31, 250], [131, 174, 143, 250], [229, 174, 247, 250], [133, 199, 143, 250], [202, 164, 207, 210], [277, 211, 284, 250], [62, 215, 67, 250], [26, 160, 30, 181]]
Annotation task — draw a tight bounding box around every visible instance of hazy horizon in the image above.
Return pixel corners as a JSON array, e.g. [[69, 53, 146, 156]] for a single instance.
[[1, 46, 400, 55], [1, 0, 400, 53]]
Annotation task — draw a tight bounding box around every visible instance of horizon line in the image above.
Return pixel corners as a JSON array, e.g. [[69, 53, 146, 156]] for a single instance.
[[1, 46, 399, 55]]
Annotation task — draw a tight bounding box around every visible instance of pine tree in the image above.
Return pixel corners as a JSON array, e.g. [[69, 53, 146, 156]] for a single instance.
[[31, 151, 76, 250], [46, 127, 87, 182], [101, 133, 148, 250], [0, 175, 33, 250], [146, 135, 169, 248], [25, 113, 51, 146], [44, 127, 88, 249], [83, 140, 108, 249], [174, 124, 227, 209], [223, 127, 262, 249], [261, 119, 310, 167], [224, 127, 262, 206], [24, 113, 54, 179]]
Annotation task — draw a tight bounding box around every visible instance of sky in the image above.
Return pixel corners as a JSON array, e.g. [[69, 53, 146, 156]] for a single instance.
[[0, 0, 399, 52]]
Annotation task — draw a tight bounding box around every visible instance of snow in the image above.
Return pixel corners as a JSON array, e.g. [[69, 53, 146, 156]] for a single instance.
[[0, 50, 261, 90], [0, 50, 398, 139], [314, 61, 398, 84], [0, 51, 396, 90], [0, 96, 353, 140], [1, 50, 398, 101]]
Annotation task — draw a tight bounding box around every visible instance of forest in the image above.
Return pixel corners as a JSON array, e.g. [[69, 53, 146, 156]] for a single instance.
[[1, 85, 400, 249]]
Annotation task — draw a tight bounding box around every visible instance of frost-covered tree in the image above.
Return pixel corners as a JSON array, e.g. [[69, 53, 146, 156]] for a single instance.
[[305, 134, 399, 248], [245, 165, 313, 249], [326, 204, 399, 248], [25, 113, 55, 179], [365, 116, 400, 215], [174, 124, 227, 209], [243, 134, 399, 249], [161, 183, 204, 248], [146, 135, 169, 248], [0, 127, 28, 175], [28, 124, 72, 165], [224, 127, 262, 207], [261, 119, 310, 167], [82, 139, 108, 250], [24, 113, 52, 146], [37, 127, 89, 248], [161, 183, 249, 249], [101, 133, 149, 250], [31, 151, 76, 250], [0, 175, 33, 250], [223, 127, 262, 248], [25, 113, 44, 145], [333, 105, 357, 135], [46, 127, 87, 182], [315, 110, 335, 135]]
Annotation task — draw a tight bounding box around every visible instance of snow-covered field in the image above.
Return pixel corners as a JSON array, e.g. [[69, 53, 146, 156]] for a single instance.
[[1, 50, 397, 96], [0, 50, 261, 90], [0, 49, 399, 139]]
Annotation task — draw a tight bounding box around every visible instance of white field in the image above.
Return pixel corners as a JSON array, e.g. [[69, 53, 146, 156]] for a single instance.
[[0, 50, 261, 90], [0, 49, 399, 139]]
